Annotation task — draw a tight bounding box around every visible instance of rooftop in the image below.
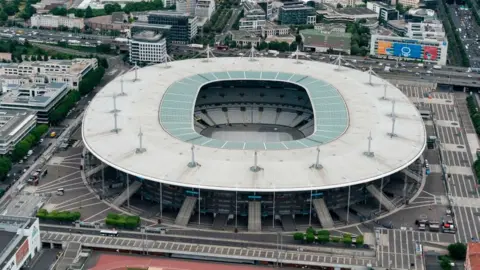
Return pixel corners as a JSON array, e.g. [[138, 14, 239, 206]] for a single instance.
[[407, 8, 436, 17], [0, 82, 67, 107], [229, 30, 261, 42], [82, 57, 426, 192], [469, 243, 480, 270], [0, 110, 36, 141], [132, 30, 164, 42], [300, 29, 352, 51], [336, 7, 377, 15]]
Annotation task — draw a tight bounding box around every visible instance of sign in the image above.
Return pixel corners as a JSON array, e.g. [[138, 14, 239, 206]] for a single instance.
[[392, 43, 422, 59], [423, 46, 438, 60], [31, 226, 38, 239], [15, 239, 29, 265], [377, 41, 393, 55]]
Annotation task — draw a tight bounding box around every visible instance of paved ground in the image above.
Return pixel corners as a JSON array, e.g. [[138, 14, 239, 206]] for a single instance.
[[23, 248, 60, 270]]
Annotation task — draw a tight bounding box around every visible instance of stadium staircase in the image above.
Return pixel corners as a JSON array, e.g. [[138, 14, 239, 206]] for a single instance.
[[85, 163, 107, 178], [366, 185, 396, 212], [403, 169, 422, 183], [312, 198, 334, 228], [332, 207, 362, 225], [248, 201, 262, 232], [175, 196, 197, 226], [112, 181, 142, 207], [224, 110, 231, 125], [212, 213, 229, 230], [204, 112, 217, 126], [280, 215, 296, 231]]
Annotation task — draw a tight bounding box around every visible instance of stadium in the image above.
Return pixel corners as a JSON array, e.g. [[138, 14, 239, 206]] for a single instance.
[[82, 57, 426, 231]]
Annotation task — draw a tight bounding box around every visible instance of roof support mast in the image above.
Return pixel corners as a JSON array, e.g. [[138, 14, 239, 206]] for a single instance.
[[188, 145, 199, 168], [136, 127, 146, 154], [363, 131, 374, 157], [333, 52, 342, 70], [249, 46, 257, 61], [119, 76, 126, 96], [310, 147, 323, 169], [250, 151, 262, 172], [388, 100, 397, 138]]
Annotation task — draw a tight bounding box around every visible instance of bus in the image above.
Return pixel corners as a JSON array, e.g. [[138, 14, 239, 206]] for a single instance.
[[100, 229, 118, 236]]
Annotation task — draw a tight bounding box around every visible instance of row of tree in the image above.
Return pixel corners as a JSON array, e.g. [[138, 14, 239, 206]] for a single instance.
[[346, 22, 370, 56], [36, 209, 81, 222], [79, 66, 105, 96], [293, 228, 364, 246], [439, 0, 470, 67], [11, 124, 49, 162], [466, 95, 480, 179], [48, 91, 81, 125], [105, 213, 140, 229]]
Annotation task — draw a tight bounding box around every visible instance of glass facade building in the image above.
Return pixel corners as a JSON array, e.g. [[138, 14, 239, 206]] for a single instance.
[[147, 11, 198, 44], [278, 1, 315, 25]]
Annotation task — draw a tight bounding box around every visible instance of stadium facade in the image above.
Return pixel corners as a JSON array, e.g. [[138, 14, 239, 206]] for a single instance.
[[82, 57, 426, 231]]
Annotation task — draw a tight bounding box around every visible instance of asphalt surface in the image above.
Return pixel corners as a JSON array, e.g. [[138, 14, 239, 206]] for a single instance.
[[23, 248, 60, 270]]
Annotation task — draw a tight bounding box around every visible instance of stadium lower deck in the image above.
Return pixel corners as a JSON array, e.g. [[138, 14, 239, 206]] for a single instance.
[[84, 151, 423, 231]]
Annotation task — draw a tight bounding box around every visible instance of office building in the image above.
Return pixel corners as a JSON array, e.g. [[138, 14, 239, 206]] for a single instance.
[[129, 31, 168, 64], [0, 216, 41, 270], [228, 30, 262, 47], [406, 20, 445, 39], [256, 0, 273, 20], [366, 2, 399, 21], [323, 7, 377, 22], [240, 1, 267, 32], [278, 1, 316, 25], [0, 58, 98, 90], [369, 34, 448, 65], [0, 82, 69, 123], [147, 11, 198, 44], [195, 0, 215, 20], [300, 29, 352, 54], [176, 0, 196, 15], [314, 23, 346, 33], [0, 110, 36, 155], [262, 21, 290, 37], [30, 14, 84, 29]]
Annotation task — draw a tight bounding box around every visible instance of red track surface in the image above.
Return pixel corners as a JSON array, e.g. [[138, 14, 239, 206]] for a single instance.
[[89, 254, 267, 270]]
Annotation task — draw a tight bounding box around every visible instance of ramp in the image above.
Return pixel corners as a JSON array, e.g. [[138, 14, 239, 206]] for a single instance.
[[280, 215, 296, 231], [333, 208, 361, 224], [175, 196, 197, 226], [248, 201, 261, 232], [112, 181, 142, 207], [366, 185, 396, 211], [312, 198, 334, 228], [212, 213, 229, 230], [403, 169, 422, 183], [56, 242, 82, 270], [85, 163, 106, 178]]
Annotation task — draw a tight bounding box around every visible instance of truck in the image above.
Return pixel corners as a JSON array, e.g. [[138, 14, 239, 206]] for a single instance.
[[433, 65, 442, 70]]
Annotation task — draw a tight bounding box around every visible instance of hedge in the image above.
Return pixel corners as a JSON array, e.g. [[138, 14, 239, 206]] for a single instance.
[[36, 209, 81, 222], [105, 213, 140, 229], [466, 96, 480, 180], [292, 228, 365, 246]]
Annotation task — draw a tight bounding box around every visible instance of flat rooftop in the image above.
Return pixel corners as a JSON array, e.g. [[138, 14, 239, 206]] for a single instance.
[[0, 231, 16, 256], [0, 110, 36, 141], [0, 82, 67, 107], [82, 57, 426, 192], [337, 7, 377, 15]]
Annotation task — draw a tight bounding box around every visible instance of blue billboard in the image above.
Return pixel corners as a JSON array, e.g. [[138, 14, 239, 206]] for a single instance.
[[392, 43, 422, 59]]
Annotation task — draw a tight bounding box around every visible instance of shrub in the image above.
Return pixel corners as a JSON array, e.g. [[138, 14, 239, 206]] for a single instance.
[[317, 230, 330, 236], [331, 236, 341, 243], [305, 233, 315, 243], [356, 235, 364, 246], [105, 213, 140, 229], [306, 226, 316, 235], [36, 209, 80, 222], [317, 234, 330, 243], [293, 232, 305, 241]]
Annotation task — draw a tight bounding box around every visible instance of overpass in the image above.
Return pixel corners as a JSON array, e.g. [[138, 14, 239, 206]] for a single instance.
[[41, 231, 378, 268]]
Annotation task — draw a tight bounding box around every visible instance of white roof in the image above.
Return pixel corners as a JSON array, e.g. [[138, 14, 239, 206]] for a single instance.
[[82, 57, 426, 192]]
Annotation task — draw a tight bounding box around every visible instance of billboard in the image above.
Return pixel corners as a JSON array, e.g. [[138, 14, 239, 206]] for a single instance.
[[392, 43, 422, 59], [15, 239, 29, 265], [377, 41, 393, 55], [423, 46, 438, 60]]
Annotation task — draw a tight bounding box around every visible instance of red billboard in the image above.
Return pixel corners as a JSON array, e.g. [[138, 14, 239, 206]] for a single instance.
[[423, 46, 438, 60], [15, 239, 29, 265]]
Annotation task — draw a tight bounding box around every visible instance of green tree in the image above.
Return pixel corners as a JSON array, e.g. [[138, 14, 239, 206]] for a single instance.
[[356, 235, 364, 246], [440, 256, 452, 270], [0, 10, 7, 23], [305, 233, 315, 243], [84, 6, 93, 18], [0, 157, 12, 181], [336, 3, 343, 8], [12, 141, 30, 161], [293, 232, 304, 241], [447, 243, 467, 260]]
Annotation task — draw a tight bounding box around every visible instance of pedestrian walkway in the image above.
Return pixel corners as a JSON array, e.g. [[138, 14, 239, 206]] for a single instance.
[[313, 198, 334, 228]]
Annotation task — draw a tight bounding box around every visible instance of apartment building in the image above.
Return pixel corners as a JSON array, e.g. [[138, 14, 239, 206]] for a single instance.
[[0, 58, 98, 90], [129, 31, 168, 64], [0, 110, 36, 155], [176, 0, 197, 15], [279, 1, 316, 25], [240, 1, 267, 32], [30, 14, 84, 29]]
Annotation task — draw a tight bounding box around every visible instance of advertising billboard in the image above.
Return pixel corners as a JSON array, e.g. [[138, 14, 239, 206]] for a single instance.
[[392, 43, 422, 59], [423, 46, 438, 60], [15, 239, 29, 265], [377, 41, 393, 55]]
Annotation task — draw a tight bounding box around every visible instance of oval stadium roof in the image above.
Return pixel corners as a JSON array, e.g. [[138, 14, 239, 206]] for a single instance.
[[82, 57, 426, 192]]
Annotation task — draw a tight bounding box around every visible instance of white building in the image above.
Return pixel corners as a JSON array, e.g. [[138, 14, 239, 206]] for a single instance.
[[0, 82, 69, 123], [0, 110, 36, 155], [30, 14, 84, 29], [397, 0, 420, 8], [261, 21, 290, 37], [176, 0, 196, 15], [406, 20, 445, 39], [129, 31, 168, 64], [164, 0, 175, 7], [0, 216, 41, 270], [0, 58, 98, 90], [370, 34, 448, 65], [240, 1, 266, 32], [195, 0, 215, 20]]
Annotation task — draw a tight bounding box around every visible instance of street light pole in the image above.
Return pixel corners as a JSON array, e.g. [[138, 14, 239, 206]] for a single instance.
[[309, 189, 313, 227]]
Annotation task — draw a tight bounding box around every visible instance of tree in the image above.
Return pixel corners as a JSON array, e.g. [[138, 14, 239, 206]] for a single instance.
[[448, 243, 467, 260], [0, 10, 7, 23], [293, 232, 304, 241], [51, 7, 67, 16], [440, 256, 452, 270], [84, 6, 93, 18], [0, 157, 12, 181], [336, 3, 343, 8], [305, 233, 315, 243], [356, 235, 364, 246]]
